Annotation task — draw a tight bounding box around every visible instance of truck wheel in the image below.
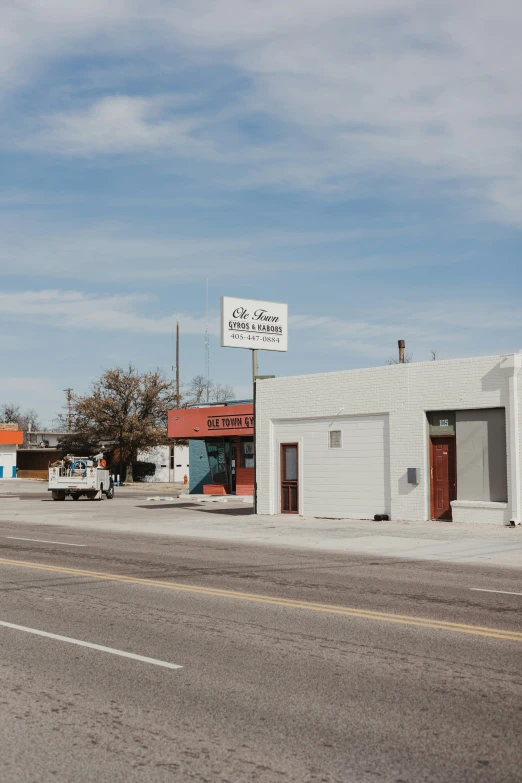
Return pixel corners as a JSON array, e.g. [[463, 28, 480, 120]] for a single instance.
[[106, 486, 114, 499], [52, 491, 65, 501], [71, 493, 80, 501]]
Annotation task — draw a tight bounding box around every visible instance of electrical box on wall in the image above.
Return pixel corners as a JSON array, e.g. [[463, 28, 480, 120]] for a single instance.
[[407, 468, 418, 484]]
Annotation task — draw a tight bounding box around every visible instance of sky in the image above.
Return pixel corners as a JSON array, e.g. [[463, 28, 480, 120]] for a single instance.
[[1, 0, 522, 425]]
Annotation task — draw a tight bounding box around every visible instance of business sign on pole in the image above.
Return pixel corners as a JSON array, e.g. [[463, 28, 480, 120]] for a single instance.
[[221, 297, 288, 352]]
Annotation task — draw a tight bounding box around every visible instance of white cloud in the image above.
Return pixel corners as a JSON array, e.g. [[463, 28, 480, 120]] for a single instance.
[[2, 287, 515, 362], [26, 95, 216, 158], [0, 289, 216, 335], [2, 1, 521, 221], [0, 215, 380, 282], [0, 375, 57, 394], [290, 293, 522, 361]]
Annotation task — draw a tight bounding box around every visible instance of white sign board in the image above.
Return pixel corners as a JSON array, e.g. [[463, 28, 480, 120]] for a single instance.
[[221, 297, 288, 352]]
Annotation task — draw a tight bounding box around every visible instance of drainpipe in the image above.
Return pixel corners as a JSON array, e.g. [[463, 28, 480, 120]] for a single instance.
[[398, 340, 405, 364], [502, 353, 521, 524]]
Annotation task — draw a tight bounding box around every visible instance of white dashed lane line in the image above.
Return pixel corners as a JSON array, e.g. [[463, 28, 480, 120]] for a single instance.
[[0, 621, 183, 670], [4, 537, 86, 547]]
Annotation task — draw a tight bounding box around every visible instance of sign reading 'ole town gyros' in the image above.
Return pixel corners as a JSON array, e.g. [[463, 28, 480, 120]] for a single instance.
[[221, 296, 288, 352], [168, 405, 254, 438]]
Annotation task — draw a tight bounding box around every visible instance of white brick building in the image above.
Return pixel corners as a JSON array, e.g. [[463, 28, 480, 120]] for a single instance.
[[256, 353, 522, 525]]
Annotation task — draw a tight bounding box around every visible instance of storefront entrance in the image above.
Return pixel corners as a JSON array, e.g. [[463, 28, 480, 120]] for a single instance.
[[205, 436, 254, 495]]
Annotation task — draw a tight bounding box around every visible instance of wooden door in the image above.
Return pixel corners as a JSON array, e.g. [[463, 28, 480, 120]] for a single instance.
[[281, 443, 298, 514], [430, 437, 456, 520]]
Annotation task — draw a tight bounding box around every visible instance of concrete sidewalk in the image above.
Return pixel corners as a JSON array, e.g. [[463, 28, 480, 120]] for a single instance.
[[1, 487, 522, 568]]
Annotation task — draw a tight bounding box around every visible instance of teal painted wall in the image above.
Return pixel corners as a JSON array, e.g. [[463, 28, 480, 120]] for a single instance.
[[189, 440, 211, 494]]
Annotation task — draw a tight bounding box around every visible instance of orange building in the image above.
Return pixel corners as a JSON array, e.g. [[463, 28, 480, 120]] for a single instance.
[[0, 424, 24, 479], [168, 403, 254, 496]]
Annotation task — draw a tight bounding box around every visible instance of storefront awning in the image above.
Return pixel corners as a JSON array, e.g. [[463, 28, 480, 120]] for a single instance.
[[168, 404, 254, 439]]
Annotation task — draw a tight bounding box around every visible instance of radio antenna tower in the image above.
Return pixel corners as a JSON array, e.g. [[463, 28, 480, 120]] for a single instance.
[[63, 388, 73, 432], [205, 279, 210, 402]]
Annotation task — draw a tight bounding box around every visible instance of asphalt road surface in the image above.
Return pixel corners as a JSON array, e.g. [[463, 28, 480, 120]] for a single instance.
[[0, 522, 521, 782]]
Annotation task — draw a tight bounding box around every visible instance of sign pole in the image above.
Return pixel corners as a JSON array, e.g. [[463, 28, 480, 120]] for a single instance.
[[252, 349, 258, 513]]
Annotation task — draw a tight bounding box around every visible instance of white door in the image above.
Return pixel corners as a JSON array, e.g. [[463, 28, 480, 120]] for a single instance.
[[274, 415, 390, 518]]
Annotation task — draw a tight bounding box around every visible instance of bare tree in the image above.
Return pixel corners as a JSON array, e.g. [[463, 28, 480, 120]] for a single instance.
[[185, 376, 235, 405], [213, 383, 235, 402], [0, 403, 21, 423], [57, 365, 177, 482], [0, 405, 41, 443], [186, 375, 213, 405], [385, 353, 413, 365]]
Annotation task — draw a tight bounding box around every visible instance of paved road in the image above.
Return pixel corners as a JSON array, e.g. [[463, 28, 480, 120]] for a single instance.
[[0, 523, 521, 782]]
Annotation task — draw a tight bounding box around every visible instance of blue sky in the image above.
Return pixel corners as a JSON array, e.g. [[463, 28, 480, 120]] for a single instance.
[[1, 1, 521, 424]]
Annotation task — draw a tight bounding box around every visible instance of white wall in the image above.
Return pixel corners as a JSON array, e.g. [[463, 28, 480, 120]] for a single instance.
[[256, 353, 521, 523], [0, 445, 17, 479], [273, 415, 390, 518], [138, 446, 170, 483], [138, 444, 189, 483], [171, 444, 189, 483]]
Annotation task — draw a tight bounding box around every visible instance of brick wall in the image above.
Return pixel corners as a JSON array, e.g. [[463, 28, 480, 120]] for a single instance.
[[256, 354, 521, 522]]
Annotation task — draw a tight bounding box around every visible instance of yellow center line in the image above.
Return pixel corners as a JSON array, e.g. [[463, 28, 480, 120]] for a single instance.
[[0, 556, 521, 642]]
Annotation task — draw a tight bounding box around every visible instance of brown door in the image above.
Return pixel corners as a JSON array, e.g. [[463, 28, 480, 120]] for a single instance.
[[430, 437, 456, 520], [281, 443, 298, 514]]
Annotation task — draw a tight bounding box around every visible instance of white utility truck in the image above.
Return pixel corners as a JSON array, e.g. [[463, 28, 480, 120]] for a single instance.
[[48, 455, 114, 501]]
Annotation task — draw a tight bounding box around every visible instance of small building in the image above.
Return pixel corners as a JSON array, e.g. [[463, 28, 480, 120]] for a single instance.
[[256, 353, 522, 524], [16, 430, 64, 479], [137, 444, 190, 483], [168, 401, 254, 495], [0, 424, 23, 478]]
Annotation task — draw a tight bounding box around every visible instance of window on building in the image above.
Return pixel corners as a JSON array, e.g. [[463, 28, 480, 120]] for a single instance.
[[206, 439, 228, 484], [329, 430, 342, 449], [241, 439, 255, 468]]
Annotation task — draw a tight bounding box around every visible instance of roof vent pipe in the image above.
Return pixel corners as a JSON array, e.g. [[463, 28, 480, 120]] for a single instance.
[[398, 339, 405, 364]]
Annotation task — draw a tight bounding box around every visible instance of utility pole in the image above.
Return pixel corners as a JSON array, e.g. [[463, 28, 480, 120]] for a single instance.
[[63, 388, 73, 432]]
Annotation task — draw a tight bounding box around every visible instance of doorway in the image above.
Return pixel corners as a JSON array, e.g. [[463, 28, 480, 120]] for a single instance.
[[430, 437, 456, 520], [228, 438, 239, 494], [281, 443, 298, 514]]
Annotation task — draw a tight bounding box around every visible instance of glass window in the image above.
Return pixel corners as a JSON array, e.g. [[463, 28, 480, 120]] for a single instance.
[[241, 438, 255, 468], [283, 445, 297, 481], [205, 439, 228, 484], [329, 430, 342, 449], [428, 411, 456, 436]]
